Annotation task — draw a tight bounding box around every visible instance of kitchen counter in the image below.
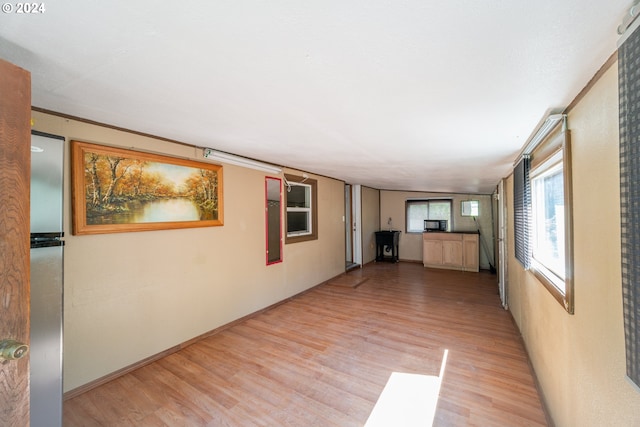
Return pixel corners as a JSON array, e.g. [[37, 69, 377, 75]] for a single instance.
[[422, 231, 479, 272]]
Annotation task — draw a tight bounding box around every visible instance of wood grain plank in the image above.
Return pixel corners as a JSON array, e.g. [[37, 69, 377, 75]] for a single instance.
[[0, 58, 31, 427]]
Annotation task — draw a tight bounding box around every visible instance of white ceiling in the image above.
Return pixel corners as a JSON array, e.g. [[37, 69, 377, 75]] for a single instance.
[[0, 1, 630, 193]]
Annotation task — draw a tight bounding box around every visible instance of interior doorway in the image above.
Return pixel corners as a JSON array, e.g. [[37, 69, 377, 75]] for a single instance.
[[345, 184, 362, 270], [497, 179, 508, 309]]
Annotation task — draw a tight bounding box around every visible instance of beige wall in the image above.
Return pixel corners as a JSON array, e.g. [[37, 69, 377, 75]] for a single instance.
[[361, 186, 380, 264], [380, 191, 494, 269], [31, 111, 346, 392], [506, 62, 640, 426]]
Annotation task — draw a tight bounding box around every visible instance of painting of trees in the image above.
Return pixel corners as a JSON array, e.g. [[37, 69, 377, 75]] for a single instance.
[[71, 140, 223, 235]]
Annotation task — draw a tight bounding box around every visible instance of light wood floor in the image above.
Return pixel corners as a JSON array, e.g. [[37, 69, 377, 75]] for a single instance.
[[63, 262, 548, 426]]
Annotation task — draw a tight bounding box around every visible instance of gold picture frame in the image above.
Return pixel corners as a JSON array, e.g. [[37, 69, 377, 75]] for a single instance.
[[71, 140, 223, 235]]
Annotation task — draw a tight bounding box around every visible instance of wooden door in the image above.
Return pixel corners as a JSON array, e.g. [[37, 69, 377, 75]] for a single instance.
[[0, 58, 32, 426]]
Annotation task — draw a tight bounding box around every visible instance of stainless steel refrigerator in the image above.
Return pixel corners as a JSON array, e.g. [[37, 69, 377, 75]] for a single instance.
[[30, 131, 64, 427]]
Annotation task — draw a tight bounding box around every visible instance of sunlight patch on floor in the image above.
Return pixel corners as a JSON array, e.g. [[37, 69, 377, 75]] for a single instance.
[[365, 350, 448, 427]]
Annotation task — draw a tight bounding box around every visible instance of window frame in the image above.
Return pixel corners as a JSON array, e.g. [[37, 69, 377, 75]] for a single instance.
[[284, 174, 318, 244], [286, 182, 312, 237], [461, 200, 480, 217], [405, 199, 453, 233], [265, 176, 283, 265], [529, 132, 574, 314]]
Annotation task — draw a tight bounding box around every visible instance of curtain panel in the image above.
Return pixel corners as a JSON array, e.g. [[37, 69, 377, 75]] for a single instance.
[[619, 24, 640, 389]]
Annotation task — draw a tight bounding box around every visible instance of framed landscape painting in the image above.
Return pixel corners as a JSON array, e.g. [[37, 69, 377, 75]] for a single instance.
[[71, 140, 223, 235]]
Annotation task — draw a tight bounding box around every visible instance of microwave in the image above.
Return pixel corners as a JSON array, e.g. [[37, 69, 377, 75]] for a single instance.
[[424, 219, 448, 232]]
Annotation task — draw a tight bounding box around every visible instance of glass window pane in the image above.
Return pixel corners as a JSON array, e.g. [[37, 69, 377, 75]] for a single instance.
[[533, 169, 565, 278], [462, 200, 479, 216], [287, 184, 309, 208], [429, 202, 450, 221], [287, 211, 310, 234], [407, 203, 428, 232]]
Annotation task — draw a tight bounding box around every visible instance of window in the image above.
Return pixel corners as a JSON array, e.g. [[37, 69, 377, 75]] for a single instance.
[[530, 152, 565, 291], [513, 156, 531, 269], [406, 199, 452, 233], [285, 174, 317, 243], [287, 183, 311, 235], [461, 200, 479, 217], [526, 131, 574, 314]]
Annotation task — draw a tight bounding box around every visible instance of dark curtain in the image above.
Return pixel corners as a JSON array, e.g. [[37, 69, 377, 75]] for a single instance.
[[513, 156, 531, 269], [619, 24, 640, 388]]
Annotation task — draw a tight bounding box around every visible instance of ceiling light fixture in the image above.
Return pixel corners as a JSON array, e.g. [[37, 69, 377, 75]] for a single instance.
[[203, 148, 282, 174]]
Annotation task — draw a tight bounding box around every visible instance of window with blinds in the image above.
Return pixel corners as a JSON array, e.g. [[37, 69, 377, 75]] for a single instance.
[[513, 156, 531, 269]]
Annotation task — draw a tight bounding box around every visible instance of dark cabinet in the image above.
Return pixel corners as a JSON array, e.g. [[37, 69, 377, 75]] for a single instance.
[[375, 231, 400, 263]]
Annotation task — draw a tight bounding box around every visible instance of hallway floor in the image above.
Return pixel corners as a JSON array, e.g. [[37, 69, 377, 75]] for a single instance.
[[64, 262, 548, 426]]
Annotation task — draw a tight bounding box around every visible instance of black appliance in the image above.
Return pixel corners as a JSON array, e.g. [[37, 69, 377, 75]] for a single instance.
[[374, 230, 400, 262], [424, 219, 448, 232]]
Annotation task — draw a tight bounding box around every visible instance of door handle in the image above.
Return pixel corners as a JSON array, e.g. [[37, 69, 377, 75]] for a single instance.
[[0, 339, 29, 362]]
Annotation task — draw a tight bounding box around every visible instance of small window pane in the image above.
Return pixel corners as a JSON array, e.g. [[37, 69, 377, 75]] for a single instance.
[[287, 211, 310, 235], [461, 200, 479, 216], [407, 204, 428, 232], [533, 168, 565, 279], [428, 202, 451, 221], [287, 184, 310, 208]]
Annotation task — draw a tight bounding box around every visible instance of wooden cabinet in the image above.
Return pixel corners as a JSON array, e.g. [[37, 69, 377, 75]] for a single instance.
[[462, 233, 479, 272], [442, 239, 463, 266], [423, 232, 479, 272], [423, 239, 443, 265]]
